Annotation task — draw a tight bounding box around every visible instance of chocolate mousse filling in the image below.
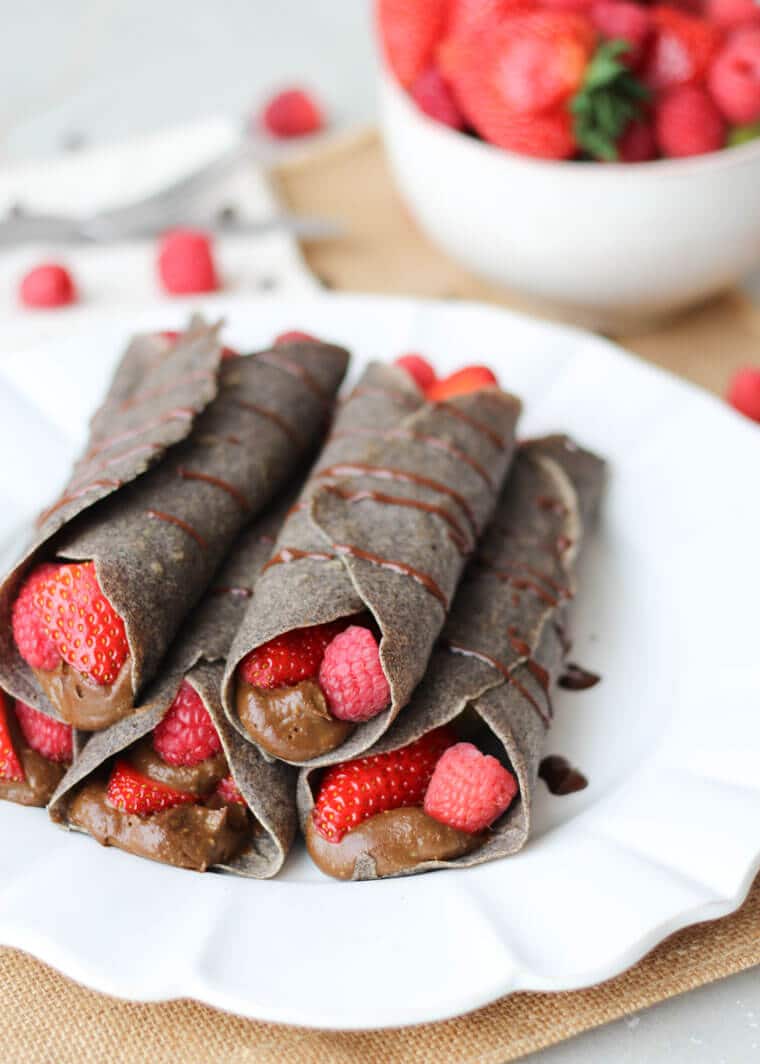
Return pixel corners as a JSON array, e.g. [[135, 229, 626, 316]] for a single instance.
[[129, 736, 228, 795], [237, 679, 353, 762], [67, 779, 251, 872], [305, 807, 481, 880], [33, 658, 134, 732]]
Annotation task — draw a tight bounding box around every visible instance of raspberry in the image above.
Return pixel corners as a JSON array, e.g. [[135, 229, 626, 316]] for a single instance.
[[655, 84, 726, 156], [427, 365, 498, 400], [617, 117, 658, 160], [394, 353, 437, 392], [274, 330, 317, 345], [215, 775, 246, 805], [239, 620, 347, 690], [706, 0, 760, 31], [157, 229, 219, 295], [152, 681, 222, 766], [643, 8, 723, 92], [591, 1, 652, 67], [14, 701, 73, 762], [708, 29, 760, 124], [0, 693, 24, 783], [312, 726, 456, 842], [409, 66, 466, 129], [12, 563, 61, 671], [727, 366, 760, 421], [318, 626, 391, 723], [13, 561, 128, 686], [106, 760, 197, 816], [19, 263, 77, 309], [424, 742, 518, 833], [261, 89, 324, 138]]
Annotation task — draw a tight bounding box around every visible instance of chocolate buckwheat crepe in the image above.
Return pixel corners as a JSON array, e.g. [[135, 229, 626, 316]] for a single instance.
[[298, 436, 605, 880], [0, 320, 349, 732], [49, 493, 300, 877], [223, 362, 521, 765]]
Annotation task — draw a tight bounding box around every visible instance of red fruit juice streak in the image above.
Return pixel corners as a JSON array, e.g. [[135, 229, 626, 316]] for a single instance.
[[444, 641, 550, 728], [316, 463, 479, 538], [177, 468, 250, 511], [145, 510, 208, 550]]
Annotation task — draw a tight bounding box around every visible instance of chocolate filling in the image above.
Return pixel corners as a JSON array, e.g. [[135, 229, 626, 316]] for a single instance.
[[128, 737, 228, 795], [67, 780, 251, 872], [305, 806, 481, 880], [33, 657, 134, 732], [237, 679, 353, 762], [0, 742, 67, 808]]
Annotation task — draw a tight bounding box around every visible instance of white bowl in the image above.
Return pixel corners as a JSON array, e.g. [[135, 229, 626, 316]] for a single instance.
[[379, 68, 760, 333]]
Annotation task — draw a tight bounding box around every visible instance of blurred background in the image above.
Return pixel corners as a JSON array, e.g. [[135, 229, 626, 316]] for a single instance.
[[2, 0, 375, 159]]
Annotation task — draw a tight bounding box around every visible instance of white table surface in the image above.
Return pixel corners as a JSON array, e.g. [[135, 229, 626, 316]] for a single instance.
[[1, 1, 758, 1058]]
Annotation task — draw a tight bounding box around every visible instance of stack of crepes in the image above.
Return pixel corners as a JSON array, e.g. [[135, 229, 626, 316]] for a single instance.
[[0, 326, 605, 881]]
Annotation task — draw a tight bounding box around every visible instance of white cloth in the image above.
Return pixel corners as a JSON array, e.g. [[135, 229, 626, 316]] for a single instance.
[[0, 117, 318, 350]]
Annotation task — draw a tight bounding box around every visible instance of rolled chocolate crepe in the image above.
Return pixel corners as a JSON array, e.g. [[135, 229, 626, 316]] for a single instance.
[[49, 494, 299, 876], [223, 363, 521, 765], [298, 436, 605, 880], [0, 321, 349, 732], [0, 690, 77, 807]]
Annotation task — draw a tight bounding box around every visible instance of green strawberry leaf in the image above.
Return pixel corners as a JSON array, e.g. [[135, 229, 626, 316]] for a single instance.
[[571, 39, 650, 161]]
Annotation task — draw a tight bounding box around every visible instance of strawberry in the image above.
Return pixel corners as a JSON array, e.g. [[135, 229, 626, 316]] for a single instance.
[[377, 0, 449, 88], [409, 65, 467, 129], [106, 760, 197, 816], [274, 330, 317, 345], [215, 775, 246, 805], [424, 742, 518, 832], [152, 681, 222, 766], [642, 7, 723, 92], [656, 83, 726, 155], [14, 701, 73, 762], [13, 561, 128, 686], [19, 263, 77, 309], [0, 693, 24, 783], [312, 726, 456, 842], [705, 0, 760, 31], [157, 229, 219, 295], [427, 365, 498, 400], [591, 1, 652, 68], [444, 11, 595, 156], [394, 353, 437, 391], [438, 0, 536, 80], [571, 40, 651, 159], [238, 620, 347, 690], [727, 366, 760, 421], [708, 28, 760, 125], [616, 116, 658, 159], [261, 89, 325, 138]]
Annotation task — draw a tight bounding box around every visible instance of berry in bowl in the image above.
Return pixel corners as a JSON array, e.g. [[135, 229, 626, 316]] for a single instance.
[[377, 0, 760, 332]]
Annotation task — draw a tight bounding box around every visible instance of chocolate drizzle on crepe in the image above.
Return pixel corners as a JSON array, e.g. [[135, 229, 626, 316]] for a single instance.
[[0, 322, 349, 727], [223, 362, 522, 766], [297, 434, 605, 879]]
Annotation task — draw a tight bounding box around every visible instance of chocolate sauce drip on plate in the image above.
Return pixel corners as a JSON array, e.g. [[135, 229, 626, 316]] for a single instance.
[[539, 755, 588, 795], [146, 509, 208, 550], [559, 664, 600, 690]]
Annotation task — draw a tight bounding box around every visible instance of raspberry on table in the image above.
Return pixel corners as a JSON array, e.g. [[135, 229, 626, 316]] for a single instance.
[[424, 742, 518, 833], [261, 89, 325, 138], [157, 229, 219, 295], [19, 263, 77, 309], [727, 366, 760, 422]]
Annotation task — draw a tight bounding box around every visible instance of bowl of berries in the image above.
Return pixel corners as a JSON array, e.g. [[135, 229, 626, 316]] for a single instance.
[[377, 0, 760, 332]]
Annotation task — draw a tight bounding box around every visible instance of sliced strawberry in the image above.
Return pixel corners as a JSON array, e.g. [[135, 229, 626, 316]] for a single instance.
[[106, 760, 197, 816], [312, 726, 457, 842], [238, 620, 348, 690], [14, 701, 72, 762], [394, 353, 437, 391], [0, 693, 24, 783], [152, 681, 222, 767], [377, 0, 450, 87], [642, 7, 723, 92], [427, 365, 498, 401], [14, 561, 128, 686]]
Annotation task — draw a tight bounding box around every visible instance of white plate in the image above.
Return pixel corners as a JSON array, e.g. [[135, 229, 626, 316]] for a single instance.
[[0, 294, 758, 1030]]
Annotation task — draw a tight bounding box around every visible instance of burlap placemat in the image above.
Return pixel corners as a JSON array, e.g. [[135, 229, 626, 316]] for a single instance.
[[2, 128, 758, 1062]]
